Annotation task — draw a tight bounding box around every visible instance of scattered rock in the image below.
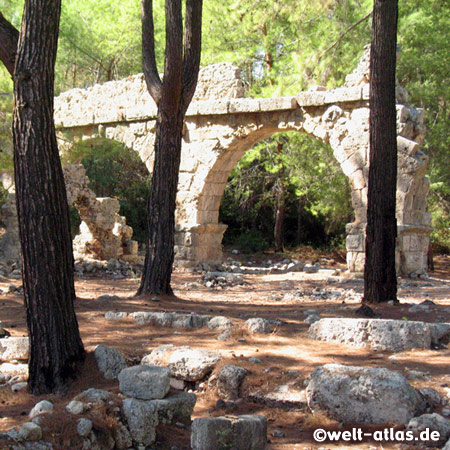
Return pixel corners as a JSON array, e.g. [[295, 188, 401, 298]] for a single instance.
[[208, 316, 232, 330], [355, 304, 377, 317], [29, 400, 53, 418], [248, 357, 262, 364], [217, 365, 248, 400], [96, 294, 120, 301], [406, 413, 450, 446], [66, 400, 87, 415], [0, 337, 29, 361], [18, 422, 42, 441], [419, 388, 442, 410], [191, 415, 267, 450], [306, 364, 426, 424], [118, 365, 170, 400], [217, 329, 232, 341], [304, 314, 320, 324], [94, 344, 127, 380], [77, 418, 93, 437], [11, 381, 27, 392], [245, 318, 275, 334], [142, 346, 222, 381], [104, 311, 128, 321], [74, 388, 113, 405]]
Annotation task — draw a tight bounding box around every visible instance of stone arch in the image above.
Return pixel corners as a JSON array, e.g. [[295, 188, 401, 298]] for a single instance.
[[51, 49, 431, 276]]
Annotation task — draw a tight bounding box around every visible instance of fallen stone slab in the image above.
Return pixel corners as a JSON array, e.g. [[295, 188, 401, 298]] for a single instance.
[[141, 345, 221, 381], [191, 415, 267, 450], [248, 383, 307, 410], [0, 337, 29, 361], [308, 318, 450, 352], [306, 364, 426, 424]]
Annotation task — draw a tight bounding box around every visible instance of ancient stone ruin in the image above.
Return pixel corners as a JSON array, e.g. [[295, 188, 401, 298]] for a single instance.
[[0, 165, 138, 263], [0, 46, 431, 275]]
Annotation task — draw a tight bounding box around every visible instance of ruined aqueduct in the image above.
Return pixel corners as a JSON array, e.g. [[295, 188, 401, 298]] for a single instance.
[[1, 48, 432, 276]]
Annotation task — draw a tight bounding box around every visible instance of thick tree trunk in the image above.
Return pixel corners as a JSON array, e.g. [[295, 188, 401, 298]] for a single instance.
[[0, 12, 19, 76], [138, 110, 184, 294], [139, 0, 202, 295], [13, 0, 84, 394], [363, 0, 398, 304]]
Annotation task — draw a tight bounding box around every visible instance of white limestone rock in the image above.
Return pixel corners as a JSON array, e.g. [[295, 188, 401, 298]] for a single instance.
[[141, 345, 221, 381], [208, 316, 233, 330], [306, 364, 426, 424], [118, 365, 170, 400], [94, 344, 127, 379], [308, 318, 450, 352], [66, 400, 87, 415], [29, 400, 53, 418], [0, 337, 29, 361], [245, 318, 274, 334]]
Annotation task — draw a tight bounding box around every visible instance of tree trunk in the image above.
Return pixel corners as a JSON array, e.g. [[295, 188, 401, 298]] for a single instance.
[[138, 110, 184, 294], [363, 0, 398, 304], [274, 180, 285, 253], [138, 0, 202, 295], [13, 0, 84, 394], [0, 11, 19, 76]]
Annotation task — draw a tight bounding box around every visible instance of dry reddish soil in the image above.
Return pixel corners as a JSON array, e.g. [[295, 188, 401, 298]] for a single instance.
[[0, 251, 449, 450]]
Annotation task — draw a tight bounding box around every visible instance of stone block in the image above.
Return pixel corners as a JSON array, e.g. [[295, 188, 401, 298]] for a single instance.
[[118, 365, 170, 400], [122, 398, 158, 446], [191, 415, 267, 450], [258, 97, 297, 111]]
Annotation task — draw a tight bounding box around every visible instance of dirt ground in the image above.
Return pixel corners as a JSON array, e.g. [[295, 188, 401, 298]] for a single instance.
[[0, 251, 449, 450]]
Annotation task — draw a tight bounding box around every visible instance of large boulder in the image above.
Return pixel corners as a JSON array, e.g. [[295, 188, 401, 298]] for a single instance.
[[308, 318, 450, 352], [191, 415, 267, 450], [94, 344, 127, 379], [118, 365, 170, 400], [141, 345, 221, 381], [306, 364, 426, 424]]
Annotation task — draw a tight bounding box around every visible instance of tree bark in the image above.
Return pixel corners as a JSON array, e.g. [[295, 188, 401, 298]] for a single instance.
[[363, 0, 398, 304], [13, 0, 84, 394], [138, 0, 202, 295], [0, 11, 19, 76]]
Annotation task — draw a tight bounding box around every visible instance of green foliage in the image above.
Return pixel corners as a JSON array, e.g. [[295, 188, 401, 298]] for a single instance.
[[0, 68, 14, 173], [220, 132, 353, 250], [397, 0, 450, 251], [65, 139, 150, 243]]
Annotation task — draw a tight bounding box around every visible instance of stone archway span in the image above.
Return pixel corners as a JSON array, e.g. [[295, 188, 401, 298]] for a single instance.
[[51, 49, 431, 276]]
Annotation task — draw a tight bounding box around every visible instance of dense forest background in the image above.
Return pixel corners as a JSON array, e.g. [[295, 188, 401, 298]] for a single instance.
[[1, 0, 448, 253]]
